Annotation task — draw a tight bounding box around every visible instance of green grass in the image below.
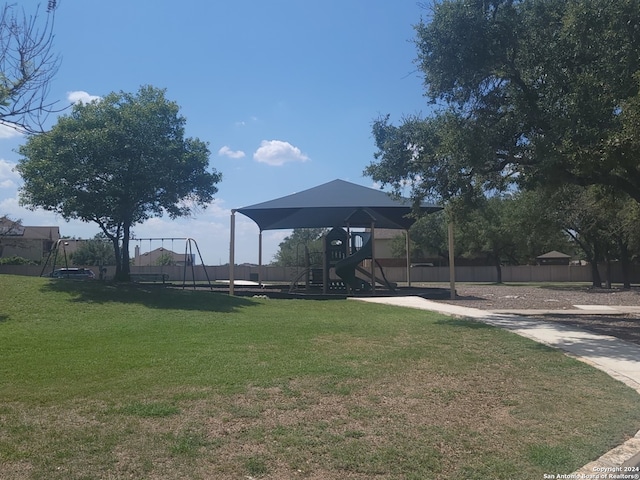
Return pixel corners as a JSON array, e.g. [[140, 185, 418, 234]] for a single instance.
[[1, 275, 640, 479]]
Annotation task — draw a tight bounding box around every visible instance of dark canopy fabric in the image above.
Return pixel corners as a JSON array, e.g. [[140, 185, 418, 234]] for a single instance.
[[235, 179, 442, 230]]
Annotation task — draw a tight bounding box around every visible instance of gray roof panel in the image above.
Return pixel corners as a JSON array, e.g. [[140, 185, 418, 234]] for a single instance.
[[236, 179, 441, 230]]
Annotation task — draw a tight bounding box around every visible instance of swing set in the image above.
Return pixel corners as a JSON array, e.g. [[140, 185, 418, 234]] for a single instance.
[[131, 237, 213, 289], [41, 237, 213, 289]]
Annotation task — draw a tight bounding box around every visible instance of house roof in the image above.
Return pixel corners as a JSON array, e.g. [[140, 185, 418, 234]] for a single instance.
[[536, 250, 571, 259], [137, 247, 183, 257], [0, 223, 59, 240], [236, 179, 442, 230], [24, 226, 60, 240]]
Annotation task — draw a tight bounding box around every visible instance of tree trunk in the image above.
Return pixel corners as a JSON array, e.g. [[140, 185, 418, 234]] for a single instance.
[[604, 255, 612, 289], [117, 222, 131, 281], [493, 253, 503, 284], [111, 237, 122, 279], [591, 244, 604, 288], [618, 239, 631, 289], [590, 262, 602, 288], [564, 229, 602, 288]]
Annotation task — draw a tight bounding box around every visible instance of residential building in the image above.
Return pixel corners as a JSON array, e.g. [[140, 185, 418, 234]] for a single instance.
[[0, 217, 60, 262], [132, 245, 194, 266]]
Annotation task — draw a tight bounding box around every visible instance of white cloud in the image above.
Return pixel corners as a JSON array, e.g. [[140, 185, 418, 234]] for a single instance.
[[0, 195, 68, 229], [0, 194, 19, 212], [0, 124, 23, 139], [205, 198, 232, 218], [0, 159, 19, 189], [253, 140, 310, 167], [235, 116, 258, 127], [67, 90, 101, 105], [218, 146, 246, 159]]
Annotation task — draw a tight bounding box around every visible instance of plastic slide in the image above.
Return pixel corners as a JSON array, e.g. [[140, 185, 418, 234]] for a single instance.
[[335, 233, 373, 291]]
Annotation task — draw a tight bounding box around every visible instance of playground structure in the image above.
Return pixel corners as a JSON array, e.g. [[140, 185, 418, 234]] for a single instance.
[[41, 237, 213, 288], [231, 179, 444, 296], [289, 227, 395, 294]]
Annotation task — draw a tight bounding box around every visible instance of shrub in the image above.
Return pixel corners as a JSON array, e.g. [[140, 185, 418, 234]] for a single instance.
[[0, 255, 36, 265]]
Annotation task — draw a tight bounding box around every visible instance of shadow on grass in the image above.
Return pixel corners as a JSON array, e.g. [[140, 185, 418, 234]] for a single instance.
[[41, 280, 259, 313]]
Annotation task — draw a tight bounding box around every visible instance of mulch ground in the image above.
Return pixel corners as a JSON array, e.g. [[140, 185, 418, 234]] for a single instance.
[[437, 284, 640, 346]]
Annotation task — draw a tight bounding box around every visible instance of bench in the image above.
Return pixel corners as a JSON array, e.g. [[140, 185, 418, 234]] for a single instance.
[[130, 273, 169, 283]]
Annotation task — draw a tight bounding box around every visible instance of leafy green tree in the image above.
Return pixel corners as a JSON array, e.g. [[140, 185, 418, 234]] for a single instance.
[[271, 228, 327, 267], [455, 195, 527, 283], [156, 252, 176, 266], [467, 193, 581, 282], [392, 193, 574, 274], [550, 186, 640, 288], [16, 86, 221, 280], [593, 191, 640, 288], [367, 0, 640, 205], [69, 236, 116, 266], [0, 255, 35, 265], [551, 186, 611, 287], [389, 211, 449, 264], [619, 198, 640, 266], [500, 190, 574, 265]]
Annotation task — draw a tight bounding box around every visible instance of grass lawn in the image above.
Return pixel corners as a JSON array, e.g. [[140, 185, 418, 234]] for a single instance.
[[1, 275, 640, 479]]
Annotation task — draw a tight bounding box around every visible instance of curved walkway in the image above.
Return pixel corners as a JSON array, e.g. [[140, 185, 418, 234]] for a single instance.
[[352, 296, 640, 474]]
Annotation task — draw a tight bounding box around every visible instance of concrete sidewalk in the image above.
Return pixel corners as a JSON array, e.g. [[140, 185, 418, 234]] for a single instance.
[[491, 305, 640, 316], [351, 296, 640, 473]]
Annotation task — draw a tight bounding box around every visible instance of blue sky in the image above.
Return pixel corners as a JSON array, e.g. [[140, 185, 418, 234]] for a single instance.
[[0, 1, 432, 264]]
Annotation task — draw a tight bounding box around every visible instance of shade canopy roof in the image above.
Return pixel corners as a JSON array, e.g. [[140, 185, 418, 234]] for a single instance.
[[235, 179, 442, 231]]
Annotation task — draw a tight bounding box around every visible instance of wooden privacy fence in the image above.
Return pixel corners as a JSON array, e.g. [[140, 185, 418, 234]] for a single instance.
[[398, 265, 595, 283], [3, 263, 640, 284]]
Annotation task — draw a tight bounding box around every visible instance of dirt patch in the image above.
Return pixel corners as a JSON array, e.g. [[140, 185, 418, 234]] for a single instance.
[[441, 284, 640, 310]]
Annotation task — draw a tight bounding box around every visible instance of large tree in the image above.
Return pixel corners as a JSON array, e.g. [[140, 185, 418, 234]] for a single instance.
[[271, 228, 327, 267], [0, 2, 61, 133], [391, 192, 575, 267], [69, 235, 116, 267], [367, 0, 640, 204], [17, 85, 222, 280], [546, 185, 640, 288], [389, 211, 449, 264]]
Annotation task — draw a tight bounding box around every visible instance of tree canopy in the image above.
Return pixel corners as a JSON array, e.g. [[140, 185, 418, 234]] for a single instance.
[[391, 185, 640, 287], [17, 85, 222, 280], [69, 236, 116, 267], [271, 228, 327, 267], [366, 0, 640, 204]]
